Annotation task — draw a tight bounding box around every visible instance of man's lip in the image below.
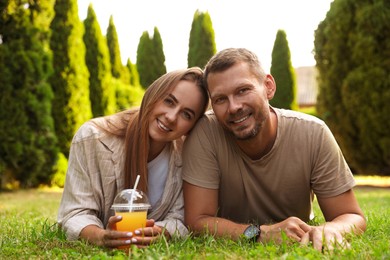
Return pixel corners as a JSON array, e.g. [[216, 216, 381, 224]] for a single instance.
[[229, 114, 250, 124]]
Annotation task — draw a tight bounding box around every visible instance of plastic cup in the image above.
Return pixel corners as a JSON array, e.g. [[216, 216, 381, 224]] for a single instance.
[[111, 189, 151, 248]]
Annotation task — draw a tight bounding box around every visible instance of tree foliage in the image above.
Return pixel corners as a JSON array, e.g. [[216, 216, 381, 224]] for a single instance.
[[0, 0, 58, 188], [49, 0, 92, 157], [126, 58, 140, 87], [188, 10, 216, 69], [107, 15, 127, 81], [270, 30, 298, 110], [136, 27, 166, 88], [83, 4, 115, 117], [314, 0, 390, 175]]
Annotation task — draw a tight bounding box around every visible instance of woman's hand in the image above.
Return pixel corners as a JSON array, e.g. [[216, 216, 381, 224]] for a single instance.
[[130, 219, 171, 248], [80, 215, 133, 248]]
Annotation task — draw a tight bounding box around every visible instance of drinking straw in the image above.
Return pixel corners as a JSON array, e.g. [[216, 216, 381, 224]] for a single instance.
[[129, 175, 140, 212], [133, 174, 140, 191]]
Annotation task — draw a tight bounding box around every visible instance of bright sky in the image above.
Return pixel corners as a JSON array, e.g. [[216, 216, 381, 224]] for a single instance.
[[78, 0, 334, 72]]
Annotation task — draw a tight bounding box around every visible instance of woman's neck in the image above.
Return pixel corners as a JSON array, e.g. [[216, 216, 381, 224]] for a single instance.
[[148, 141, 167, 162]]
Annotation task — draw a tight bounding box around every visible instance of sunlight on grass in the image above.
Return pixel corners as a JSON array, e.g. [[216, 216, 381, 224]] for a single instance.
[[1, 183, 389, 259], [354, 175, 390, 187]]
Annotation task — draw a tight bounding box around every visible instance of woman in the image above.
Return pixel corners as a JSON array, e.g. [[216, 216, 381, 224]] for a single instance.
[[57, 67, 209, 248]]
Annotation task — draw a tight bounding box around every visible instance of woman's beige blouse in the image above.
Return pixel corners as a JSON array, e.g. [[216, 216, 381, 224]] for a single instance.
[[57, 120, 188, 240]]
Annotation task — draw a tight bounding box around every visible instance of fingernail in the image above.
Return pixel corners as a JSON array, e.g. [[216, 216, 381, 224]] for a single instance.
[[126, 232, 132, 237], [125, 240, 131, 244], [131, 238, 137, 243], [117, 215, 122, 220], [134, 230, 140, 235]]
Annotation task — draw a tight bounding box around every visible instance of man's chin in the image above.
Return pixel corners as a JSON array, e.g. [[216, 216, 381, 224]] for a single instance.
[[233, 129, 258, 141]]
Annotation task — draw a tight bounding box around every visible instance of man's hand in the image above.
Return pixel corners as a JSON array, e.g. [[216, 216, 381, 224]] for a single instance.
[[259, 216, 312, 244], [300, 224, 351, 251]]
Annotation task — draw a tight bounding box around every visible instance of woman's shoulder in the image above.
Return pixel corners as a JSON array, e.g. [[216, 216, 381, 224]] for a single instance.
[[72, 119, 103, 143]]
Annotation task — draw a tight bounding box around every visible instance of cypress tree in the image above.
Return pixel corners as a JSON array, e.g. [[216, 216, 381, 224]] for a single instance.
[[137, 31, 153, 88], [188, 10, 216, 69], [270, 30, 298, 110], [107, 15, 126, 80], [83, 4, 115, 117], [136, 28, 166, 88], [126, 58, 140, 87], [152, 27, 166, 77], [314, 0, 390, 174], [49, 0, 92, 157], [0, 0, 58, 188]]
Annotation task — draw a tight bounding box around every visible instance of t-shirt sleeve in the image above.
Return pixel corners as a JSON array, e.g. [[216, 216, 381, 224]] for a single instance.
[[182, 115, 221, 189], [310, 122, 356, 198]]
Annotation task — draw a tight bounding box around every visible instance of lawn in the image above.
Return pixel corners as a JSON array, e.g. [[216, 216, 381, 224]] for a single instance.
[[0, 177, 389, 259]]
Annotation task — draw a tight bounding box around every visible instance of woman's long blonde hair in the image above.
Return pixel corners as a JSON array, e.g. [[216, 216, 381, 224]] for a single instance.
[[95, 67, 209, 192]]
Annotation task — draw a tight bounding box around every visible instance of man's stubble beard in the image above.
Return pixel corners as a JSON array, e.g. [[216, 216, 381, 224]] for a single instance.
[[233, 122, 261, 141]]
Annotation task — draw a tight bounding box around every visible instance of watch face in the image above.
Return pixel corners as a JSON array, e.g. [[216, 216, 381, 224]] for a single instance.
[[244, 225, 259, 239]]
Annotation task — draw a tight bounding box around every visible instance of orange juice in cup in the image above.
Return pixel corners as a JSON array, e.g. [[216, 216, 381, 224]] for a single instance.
[[111, 189, 151, 249], [114, 208, 148, 232]]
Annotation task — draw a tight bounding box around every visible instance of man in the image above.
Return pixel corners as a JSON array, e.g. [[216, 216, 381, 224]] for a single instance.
[[182, 48, 366, 251]]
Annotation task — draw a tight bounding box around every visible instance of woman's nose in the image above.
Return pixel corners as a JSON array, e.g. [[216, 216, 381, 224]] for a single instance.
[[165, 109, 178, 123]]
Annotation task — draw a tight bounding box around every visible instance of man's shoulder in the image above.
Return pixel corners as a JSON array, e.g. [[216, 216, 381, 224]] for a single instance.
[[197, 109, 219, 126], [274, 108, 325, 126]]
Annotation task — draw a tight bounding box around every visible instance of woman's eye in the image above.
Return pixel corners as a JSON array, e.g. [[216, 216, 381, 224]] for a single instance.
[[182, 111, 192, 120], [164, 98, 174, 105]]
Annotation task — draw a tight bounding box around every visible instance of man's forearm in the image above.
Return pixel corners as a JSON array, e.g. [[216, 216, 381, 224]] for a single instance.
[[323, 213, 367, 235], [189, 216, 249, 240]]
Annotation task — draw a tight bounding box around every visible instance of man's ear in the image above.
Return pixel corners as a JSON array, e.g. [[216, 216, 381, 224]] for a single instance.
[[264, 74, 276, 100]]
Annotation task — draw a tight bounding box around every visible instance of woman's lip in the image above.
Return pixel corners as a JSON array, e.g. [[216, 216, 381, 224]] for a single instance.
[[157, 119, 171, 132]]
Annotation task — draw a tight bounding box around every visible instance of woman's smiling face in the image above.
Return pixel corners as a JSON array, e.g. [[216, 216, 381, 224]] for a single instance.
[[148, 79, 205, 145]]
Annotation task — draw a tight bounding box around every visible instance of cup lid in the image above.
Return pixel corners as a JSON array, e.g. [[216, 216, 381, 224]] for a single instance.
[[111, 189, 151, 211]]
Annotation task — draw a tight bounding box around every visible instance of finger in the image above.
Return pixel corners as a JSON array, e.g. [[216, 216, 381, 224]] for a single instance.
[[323, 232, 346, 251], [300, 232, 310, 246], [104, 230, 133, 240], [284, 228, 302, 242], [107, 215, 123, 230], [135, 226, 159, 237], [105, 238, 132, 248], [130, 235, 156, 246], [102, 230, 136, 248], [311, 229, 324, 252], [145, 219, 155, 227], [298, 222, 312, 233]]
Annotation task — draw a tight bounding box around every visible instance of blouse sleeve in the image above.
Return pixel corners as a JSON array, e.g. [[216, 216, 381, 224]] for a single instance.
[[57, 123, 105, 240]]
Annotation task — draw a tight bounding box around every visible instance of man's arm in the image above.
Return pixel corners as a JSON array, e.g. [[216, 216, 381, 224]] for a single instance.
[[183, 181, 249, 239], [302, 189, 367, 251], [184, 181, 314, 243]]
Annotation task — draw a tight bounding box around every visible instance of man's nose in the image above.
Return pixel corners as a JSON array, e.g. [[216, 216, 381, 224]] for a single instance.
[[228, 97, 242, 114]]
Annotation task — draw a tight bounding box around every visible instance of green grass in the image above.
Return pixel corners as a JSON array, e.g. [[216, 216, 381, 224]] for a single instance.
[[1, 181, 389, 259]]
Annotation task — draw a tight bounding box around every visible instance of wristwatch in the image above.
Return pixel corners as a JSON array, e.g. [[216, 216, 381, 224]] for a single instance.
[[243, 224, 261, 241]]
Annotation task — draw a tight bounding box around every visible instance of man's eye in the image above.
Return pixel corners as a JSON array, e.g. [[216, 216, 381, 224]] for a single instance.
[[213, 97, 225, 104], [238, 88, 249, 95]]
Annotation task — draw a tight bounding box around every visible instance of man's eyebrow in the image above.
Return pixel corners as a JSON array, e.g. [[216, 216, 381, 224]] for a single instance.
[[169, 93, 196, 118]]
